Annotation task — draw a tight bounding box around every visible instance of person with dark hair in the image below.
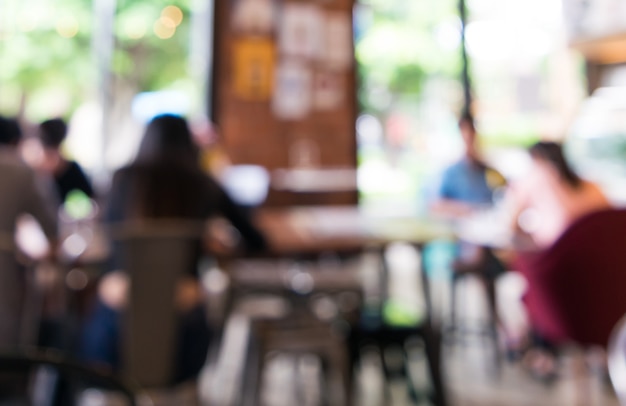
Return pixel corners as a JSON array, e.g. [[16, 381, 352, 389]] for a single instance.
[[432, 112, 506, 216], [0, 117, 23, 147], [429, 111, 509, 357], [505, 141, 612, 379], [0, 115, 58, 348], [81, 114, 267, 381], [105, 114, 266, 248], [38, 118, 94, 204], [507, 141, 611, 249], [431, 112, 507, 270]]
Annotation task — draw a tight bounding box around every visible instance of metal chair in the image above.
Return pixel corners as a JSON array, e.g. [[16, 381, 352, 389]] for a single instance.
[[515, 209, 626, 348], [0, 350, 141, 406], [447, 243, 503, 376], [210, 257, 362, 406], [107, 220, 208, 388], [349, 244, 448, 406], [515, 209, 626, 402]]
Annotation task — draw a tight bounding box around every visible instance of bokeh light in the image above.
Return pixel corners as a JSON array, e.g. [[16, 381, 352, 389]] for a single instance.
[[161, 5, 183, 27], [153, 16, 176, 39]]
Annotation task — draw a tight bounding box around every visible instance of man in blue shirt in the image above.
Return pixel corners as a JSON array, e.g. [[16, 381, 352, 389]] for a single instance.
[[431, 112, 508, 357], [434, 112, 505, 215]]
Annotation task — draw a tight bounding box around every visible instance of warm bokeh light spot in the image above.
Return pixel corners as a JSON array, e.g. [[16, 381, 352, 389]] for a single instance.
[[162, 5, 183, 26], [153, 16, 176, 39], [56, 16, 79, 38]]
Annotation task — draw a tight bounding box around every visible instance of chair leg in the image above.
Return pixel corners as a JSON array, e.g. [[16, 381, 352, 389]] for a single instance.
[[423, 324, 448, 406], [483, 276, 502, 375], [447, 273, 462, 344]]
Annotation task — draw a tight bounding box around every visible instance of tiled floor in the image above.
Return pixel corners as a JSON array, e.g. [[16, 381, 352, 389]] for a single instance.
[[362, 244, 621, 406]]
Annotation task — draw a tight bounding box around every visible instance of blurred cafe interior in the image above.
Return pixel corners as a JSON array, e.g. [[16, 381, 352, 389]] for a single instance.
[[3, 0, 626, 405]]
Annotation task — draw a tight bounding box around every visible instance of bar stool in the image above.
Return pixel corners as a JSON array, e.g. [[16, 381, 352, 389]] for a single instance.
[[448, 244, 503, 375], [217, 258, 363, 405]]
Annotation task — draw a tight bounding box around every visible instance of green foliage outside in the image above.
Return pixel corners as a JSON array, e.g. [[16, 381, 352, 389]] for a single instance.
[[356, 0, 462, 115], [355, 0, 464, 206], [0, 0, 193, 121]]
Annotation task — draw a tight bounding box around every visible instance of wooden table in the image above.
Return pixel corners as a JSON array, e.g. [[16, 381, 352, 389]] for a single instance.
[[220, 205, 454, 406], [254, 205, 455, 256]]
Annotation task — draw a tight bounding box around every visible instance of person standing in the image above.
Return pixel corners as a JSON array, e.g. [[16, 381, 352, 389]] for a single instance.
[[37, 118, 94, 204], [0, 116, 58, 348]]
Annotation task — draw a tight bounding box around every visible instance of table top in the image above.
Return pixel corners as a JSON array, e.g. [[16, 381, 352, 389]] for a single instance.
[[254, 205, 455, 256], [228, 257, 363, 292], [453, 208, 514, 249], [271, 168, 357, 193]]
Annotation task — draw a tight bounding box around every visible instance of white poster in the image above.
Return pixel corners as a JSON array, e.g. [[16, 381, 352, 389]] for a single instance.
[[314, 71, 344, 110], [272, 60, 313, 120], [278, 4, 324, 59], [324, 13, 353, 70], [232, 0, 276, 34]]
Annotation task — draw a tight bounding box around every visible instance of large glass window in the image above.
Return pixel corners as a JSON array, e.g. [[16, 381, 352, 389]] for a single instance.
[[0, 0, 210, 180], [355, 0, 586, 212], [355, 0, 463, 213]]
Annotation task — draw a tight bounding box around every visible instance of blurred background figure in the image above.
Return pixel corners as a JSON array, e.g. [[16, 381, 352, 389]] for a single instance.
[[507, 141, 613, 380], [104, 114, 266, 252], [507, 141, 612, 251], [431, 111, 506, 217], [429, 111, 509, 354], [37, 118, 95, 206], [80, 114, 267, 382], [0, 116, 58, 349], [430, 112, 507, 280]]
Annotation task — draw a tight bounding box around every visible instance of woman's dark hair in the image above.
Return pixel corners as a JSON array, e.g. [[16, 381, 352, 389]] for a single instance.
[[529, 141, 581, 188], [0, 116, 22, 146], [39, 118, 68, 148], [136, 114, 198, 164], [128, 114, 204, 218]]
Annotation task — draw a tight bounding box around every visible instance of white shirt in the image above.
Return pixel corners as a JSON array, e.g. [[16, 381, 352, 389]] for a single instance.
[[506, 159, 610, 248]]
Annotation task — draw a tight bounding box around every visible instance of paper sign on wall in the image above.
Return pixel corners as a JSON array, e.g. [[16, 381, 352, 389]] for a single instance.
[[272, 60, 312, 120], [278, 4, 324, 59], [324, 13, 353, 70], [232, 38, 275, 101], [314, 71, 344, 111], [231, 0, 276, 34]]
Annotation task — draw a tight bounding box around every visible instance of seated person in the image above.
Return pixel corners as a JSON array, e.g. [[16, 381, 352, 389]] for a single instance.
[[430, 111, 507, 327], [80, 114, 267, 383], [37, 118, 95, 204], [506, 141, 612, 379], [431, 112, 506, 218], [0, 116, 58, 349], [431, 111, 507, 265], [507, 141, 611, 250]]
